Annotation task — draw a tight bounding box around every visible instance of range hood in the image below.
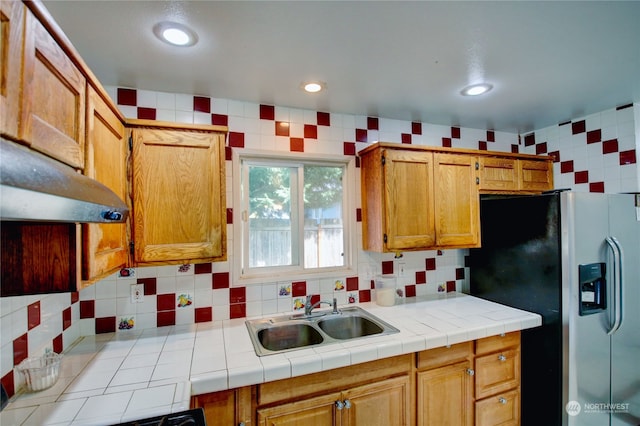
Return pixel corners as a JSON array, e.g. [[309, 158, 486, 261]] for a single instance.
[[1, 138, 129, 223]]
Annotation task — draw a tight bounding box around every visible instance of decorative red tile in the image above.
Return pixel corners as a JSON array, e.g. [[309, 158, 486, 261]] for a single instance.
[[260, 104, 275, 120], [412, 122, 422, 135], [479, 141, 487, 151], [195, 307, 213, 323], [80, 300, 95, 319], [137, 107, 156, 120], [511, 144, 519, 153], [71, 292, 79, 304], [549, 151, 560, 162], [309, 294, 320, 306], [536, 142, 548, 154], [62, 307, 72, 330], [276, 121, 290, 137], [27, 301, 40, 330], [291, 281, 307, 297], [227, 208, 233, 224], [213, 272, 230, 289], [405, 285, 416, 298], [290, 137, 304, 152], [117, 88, 136, 106], [139, 278, 157, 295], [451, 127, 460, 139], [195, 263, 212, 274], [602, 139, 619, 154], [574, 171, 589, 184], [589, 182, 605, 193], [193, 96, 211, 113], [524, 134, 536, 146], [157, 311, 175, 327], [13, 333, 28, 366], [343, 142, 356, 156], [446, 281, 456, 292], [53, 334, 63, 354], [442, 137, 452, 147], [317, 111, 331, 126], [230, 303, 246, 319], [560, 160, 574, 174], [95, 317, 116, 334], [2, 371, 15, 399], [225, 146, 233, 161], [355, 157, 360, 168], [401, 133, 412, 144], [230, 287, 246, 303], [356, 208, 362, 222], [437, 250, 443, 256], [572, 120, 586, 135], [229, 132, 245, 148], [212, 114, 228, 126], [426, 258, 436, 271], [619, 149, 636, 165], [586, 129, 601, 144], [456, 268, 465, 280], [370, 279, 375, 289], [157, 293, 176, 311], [358, 290, 371, 303], [486, 130, 495, 142], [355, 128, 368, 143], [346, 277, 359, 291], [416, 271, 426, 284], [382, 261, 394, 275], [367, 117, 379, 130], [304, 124, 318, 139]]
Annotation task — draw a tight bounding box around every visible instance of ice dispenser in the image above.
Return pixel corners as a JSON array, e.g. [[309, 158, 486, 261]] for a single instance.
[[578, 263, 606, 315]]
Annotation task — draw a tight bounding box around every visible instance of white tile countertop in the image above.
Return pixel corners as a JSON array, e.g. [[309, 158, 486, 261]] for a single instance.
[[1, 293, 542, 425]]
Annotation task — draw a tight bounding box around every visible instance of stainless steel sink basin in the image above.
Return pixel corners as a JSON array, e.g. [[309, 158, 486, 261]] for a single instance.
[[245, 306, 399, 356]]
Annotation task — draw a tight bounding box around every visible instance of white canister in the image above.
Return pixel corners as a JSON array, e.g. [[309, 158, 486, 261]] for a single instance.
[[375, 275, 397, 306]]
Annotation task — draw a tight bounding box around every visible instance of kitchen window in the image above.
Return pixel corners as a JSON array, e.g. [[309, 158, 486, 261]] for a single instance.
[[233, 152, 357, 284]]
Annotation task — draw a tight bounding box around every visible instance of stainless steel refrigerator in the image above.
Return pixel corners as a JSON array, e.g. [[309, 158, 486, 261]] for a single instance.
[[468, 191, 640, 426]]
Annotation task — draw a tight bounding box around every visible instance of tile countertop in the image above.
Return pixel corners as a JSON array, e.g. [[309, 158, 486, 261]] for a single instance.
[[1, 292, 542, 426]]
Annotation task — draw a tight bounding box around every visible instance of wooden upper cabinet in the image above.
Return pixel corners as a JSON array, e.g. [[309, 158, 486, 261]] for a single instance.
[[479, 156, 553, 193], [82, 86, 128, 284], [519, 158, 553, 191], [131, 123, 227, 265], [433, 153, 480, 248], [20, 7, 85, 169], [1, 0, 24, 140]]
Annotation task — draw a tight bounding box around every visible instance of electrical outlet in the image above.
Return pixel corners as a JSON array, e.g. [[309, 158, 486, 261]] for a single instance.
[[130, 284, 144, 303], [398, 262, 406, 276]]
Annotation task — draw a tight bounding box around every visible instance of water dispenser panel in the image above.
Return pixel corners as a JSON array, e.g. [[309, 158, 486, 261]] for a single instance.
[[578, 263, 606, 316]]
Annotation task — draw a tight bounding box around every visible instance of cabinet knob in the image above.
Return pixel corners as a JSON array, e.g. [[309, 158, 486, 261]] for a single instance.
[[344, 399, 352, 409], [499, 397, 508, 405], [336, 400, 344, 410], [466, 368, 475, 376], [498, 354, 507, 362]]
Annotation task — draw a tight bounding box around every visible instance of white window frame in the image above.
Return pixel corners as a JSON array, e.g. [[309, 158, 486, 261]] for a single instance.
[[232, 150, 358, 286]]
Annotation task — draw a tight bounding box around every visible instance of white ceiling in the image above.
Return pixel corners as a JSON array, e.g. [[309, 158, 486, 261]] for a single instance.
[[43, 1, 640, 134]]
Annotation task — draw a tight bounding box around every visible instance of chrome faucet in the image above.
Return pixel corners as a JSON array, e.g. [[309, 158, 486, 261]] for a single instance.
[[304, 295, 339, 316]]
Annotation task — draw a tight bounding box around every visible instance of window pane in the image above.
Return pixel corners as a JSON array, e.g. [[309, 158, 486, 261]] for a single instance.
[[303, 166, 344, 268], [248, 166, 293, 267]]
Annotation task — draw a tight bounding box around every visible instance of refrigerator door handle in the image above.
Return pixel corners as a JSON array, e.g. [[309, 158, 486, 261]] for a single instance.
[[605, 236, 624, 335]]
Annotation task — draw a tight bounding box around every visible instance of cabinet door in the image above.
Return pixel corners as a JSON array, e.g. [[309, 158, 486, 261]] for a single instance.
[[383, 149, 435, 250], [433, 153, 480, 247], [475, 389, 520, 426], [21, 9, 85, 169], [132, 128, 226, 264], [475, 348, 520, 400], [519, 159, 553, 191], [417, 361, 473, 426], [0, 0, 24, 140], [478, 157, 519, 191], [82, 86, 128, 283], [342, 375, 410, 426], [257, 392, 339, 426]]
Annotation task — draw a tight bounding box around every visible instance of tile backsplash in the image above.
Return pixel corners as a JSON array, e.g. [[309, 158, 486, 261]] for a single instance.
[[1, 89, 637, 397]]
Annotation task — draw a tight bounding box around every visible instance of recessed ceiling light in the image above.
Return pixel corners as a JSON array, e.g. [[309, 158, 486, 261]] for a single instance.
[[460, 83, 493, 96], [302, 82, 325, 93], [153, 22, 198, 47]]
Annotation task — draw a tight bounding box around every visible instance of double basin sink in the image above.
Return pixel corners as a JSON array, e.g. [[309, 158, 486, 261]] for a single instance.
[[245, 306, 400, 356]]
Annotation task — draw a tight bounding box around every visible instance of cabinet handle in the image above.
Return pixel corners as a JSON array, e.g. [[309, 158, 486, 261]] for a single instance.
[[336, 400, 344, 410], [475, 162, 480, 170], [498, 354, 507, 361], [499, 397, 508, 404], [466, 368, 475, 376], [344, 399, 352, 409], [476, 177, 480, 185]]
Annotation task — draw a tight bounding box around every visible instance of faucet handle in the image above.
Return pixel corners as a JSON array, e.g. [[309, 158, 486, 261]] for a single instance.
[[332, 298, 339, 314]]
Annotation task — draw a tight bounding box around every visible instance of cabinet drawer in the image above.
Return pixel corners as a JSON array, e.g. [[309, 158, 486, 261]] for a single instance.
[[417, 341, 473, 370], [475, 331, 520, 356], [475, 388, 520, 426], [475, 348, 520, 399]]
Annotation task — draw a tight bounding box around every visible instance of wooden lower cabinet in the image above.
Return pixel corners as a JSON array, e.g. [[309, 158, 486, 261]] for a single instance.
[[475, 389, 520, 426], [417, 361, 474, 426]]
